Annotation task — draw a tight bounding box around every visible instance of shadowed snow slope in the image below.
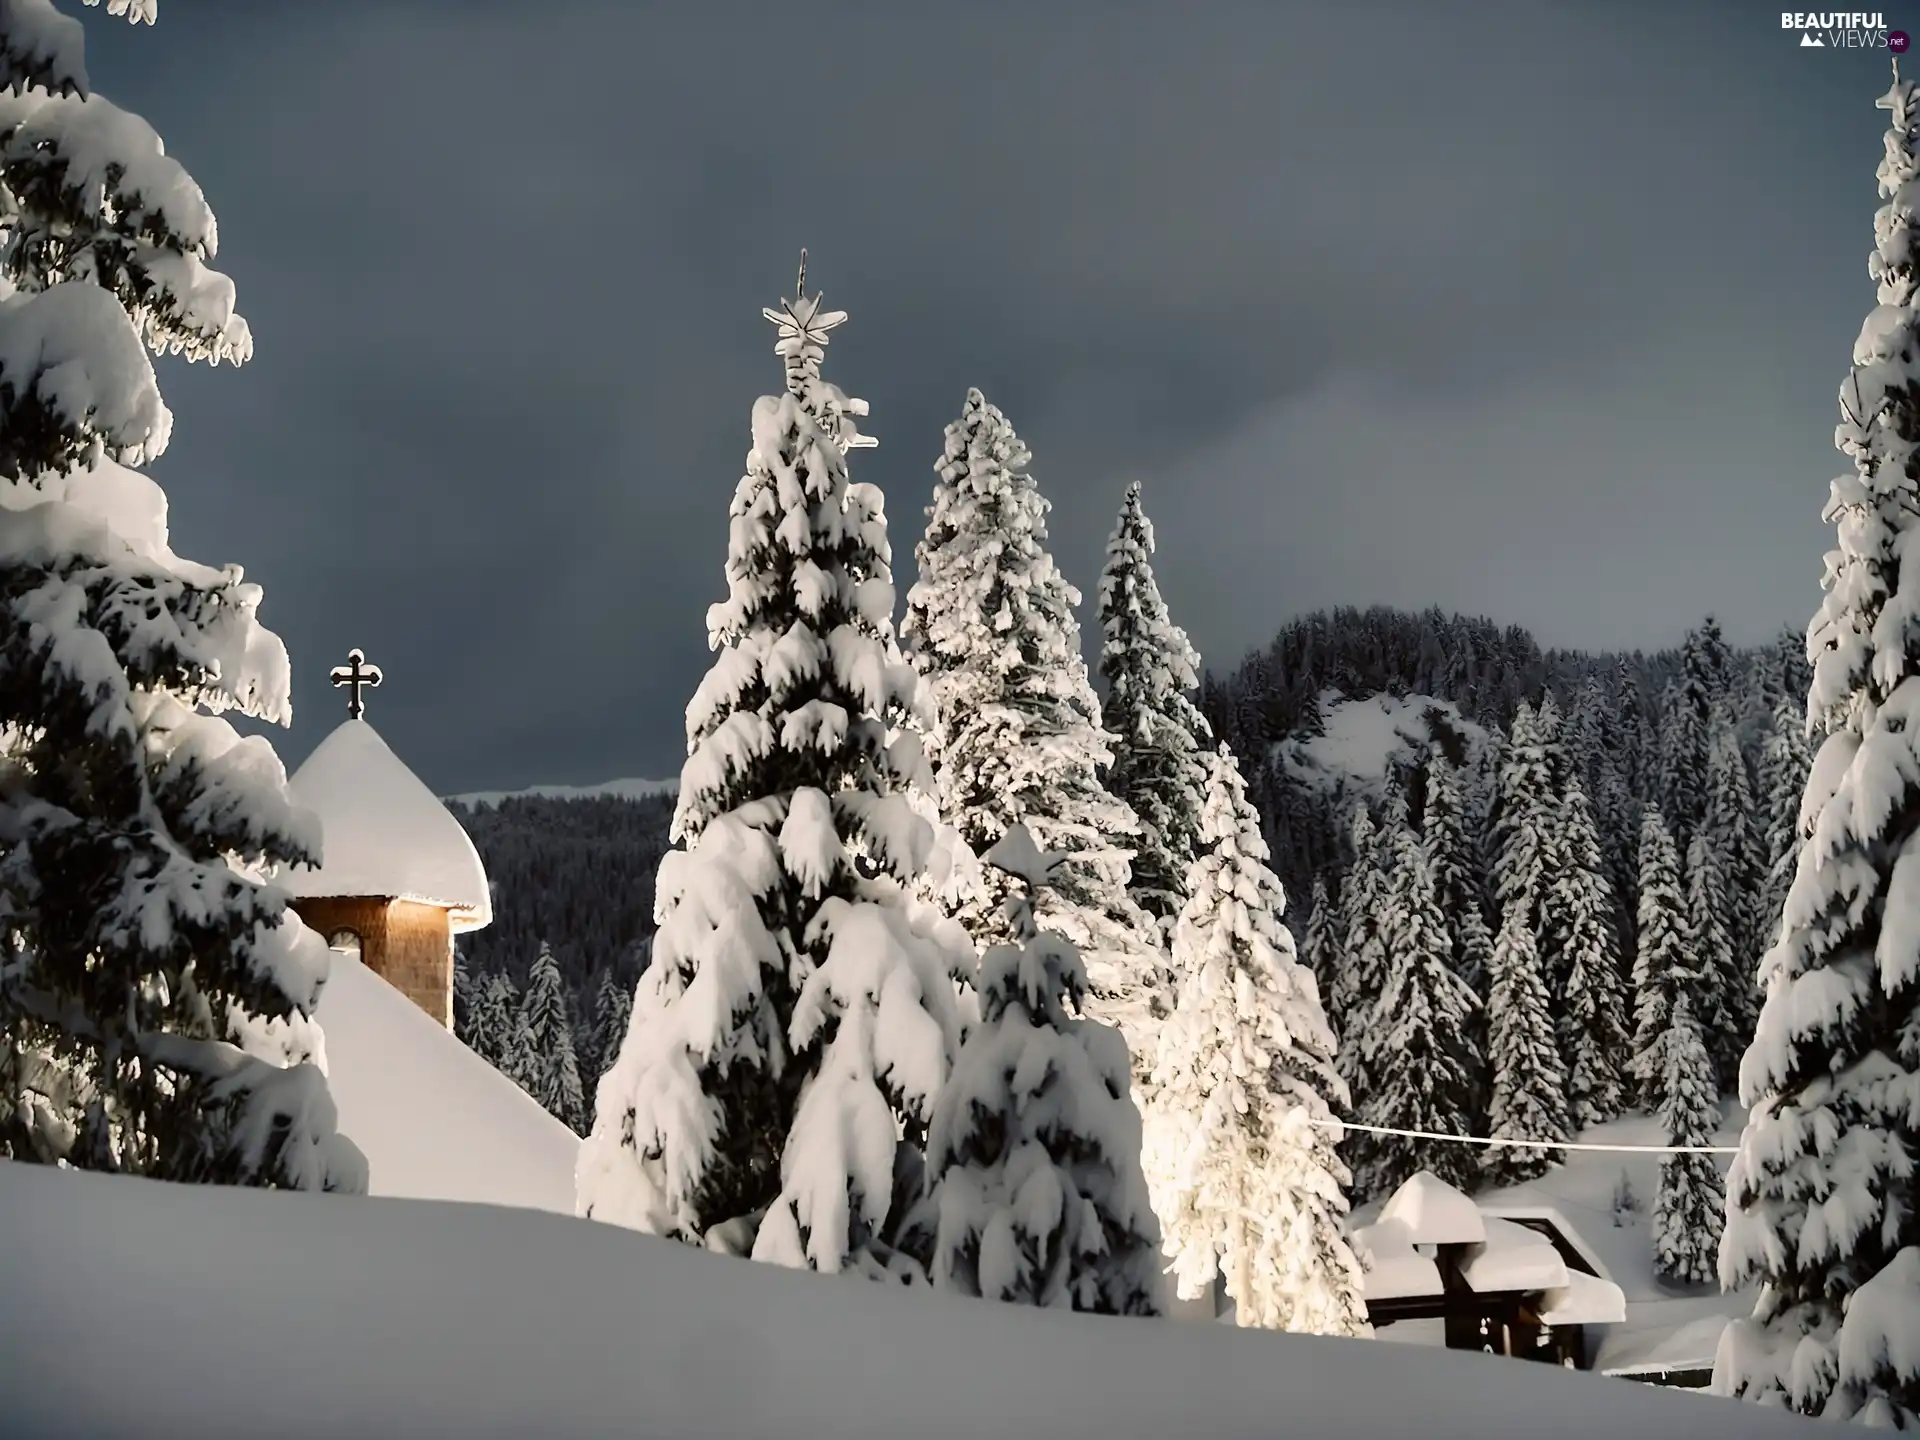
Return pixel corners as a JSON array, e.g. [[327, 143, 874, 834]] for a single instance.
[[315, 953, 577, 1213], [0, 1164, 1814, 1440]]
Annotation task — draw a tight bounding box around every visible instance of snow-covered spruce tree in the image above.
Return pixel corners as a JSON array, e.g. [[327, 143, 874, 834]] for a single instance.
[[1355, 791, 1480, 1198], [1423, 751, 1494, 996], [463, 968, 518, 1070], [1754, 698, 1813, 960], [1490, 701, 1555, 957], [902, 389, 1162, 1053], [1702, 703, 1763, 978], [584, 965, 631, 1092], [452, 949, 474, 1037], [926, 826, 1162, 1315], [1096, 480, 1212, 939], [522, 940, 586, 1133], [1683, 832, 1743, 1091], [1659, 622, 1731, 851], [1480, 902, 1569, 1187], [1300, 874, 1339, 994], [1554, 776, 1629, 1128], [1649, 994, 1723, 1287], [1147, 746, 1367, 1336], [1332, 802, 1389, 1179], [577, 266, 968, 1276], [1717, 65, 1920, 1423], [1628, 809, 1691, 1108], [0, 0, 362, 1189], [1651, 998, 1728, 1290]]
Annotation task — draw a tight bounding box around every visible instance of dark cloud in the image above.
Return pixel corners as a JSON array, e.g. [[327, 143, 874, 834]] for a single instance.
[[78, 0, 1883, 791]]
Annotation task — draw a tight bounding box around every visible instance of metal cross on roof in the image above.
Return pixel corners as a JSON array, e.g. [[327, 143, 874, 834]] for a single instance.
[[330, 648, 383, 720]]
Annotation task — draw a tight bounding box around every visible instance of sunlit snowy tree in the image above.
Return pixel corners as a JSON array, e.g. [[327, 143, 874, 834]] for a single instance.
[[1147, 747, 1367, 1336], [926, 826, 1162, 1315], [1096, 481, 1212, 939], [1649, 994, 1722, 1287], [1480, 904, 1568, 1187], [578, 264, 968, 1277], [1717, 64, 1920, 1424], [0, 0, 361, 1190], [902, 389, 1161, 1057]]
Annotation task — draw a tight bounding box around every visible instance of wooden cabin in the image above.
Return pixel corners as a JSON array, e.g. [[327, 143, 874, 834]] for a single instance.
[[1353, 1172, 1627, 1370], [282, 660, 491, 1028]]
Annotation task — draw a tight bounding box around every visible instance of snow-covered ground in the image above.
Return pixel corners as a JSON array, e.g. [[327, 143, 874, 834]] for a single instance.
[[314, 952, 578, 1214], [0, 1159, 1815, 1440], [447, 775, 680, 807], [1279, 690, 1490, 791], [1357, 1107, 1753, 1376]]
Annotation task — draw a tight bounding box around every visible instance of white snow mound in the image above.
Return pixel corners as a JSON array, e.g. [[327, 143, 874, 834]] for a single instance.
[[284, 719, 492, 928], [0, 1160, 1816, 1440], [314, 952, 576, 1214]]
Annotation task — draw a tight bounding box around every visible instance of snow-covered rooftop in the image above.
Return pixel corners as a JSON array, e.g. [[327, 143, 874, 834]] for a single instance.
[[1376, 1171, 1486, 1247], [1351, 1217, 1444, 1301], [284, 719, 492, 930], [1460, 1216, 1571, 1295], [315, 951, 575, 1212], [1539, 1270, 1628, 1328]]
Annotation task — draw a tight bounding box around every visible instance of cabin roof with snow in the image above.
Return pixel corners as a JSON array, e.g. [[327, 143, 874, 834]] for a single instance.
[[1354, 1172, 1626, 1327], [283, 718, 493, 932]]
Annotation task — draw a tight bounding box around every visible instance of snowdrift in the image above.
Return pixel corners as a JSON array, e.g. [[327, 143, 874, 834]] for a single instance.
[[314, 952, 577, 1214], [0, 1163, 1815, 1440]]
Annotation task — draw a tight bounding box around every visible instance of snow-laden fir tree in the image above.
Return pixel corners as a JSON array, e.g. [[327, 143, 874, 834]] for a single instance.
[[902, 389, 1162, 1053], [1717, 64, 1920, 1423], [1423, 751, 1494, 996], [1299, 874, 1338, 995], [1490, 701, 1556, 958], [1480, 903, 1569, 1187], [1096, 481, 1213, 938], [926, 826, 1162, 1315], [0, 0, 362, 1189], [1146, 747, 1368, 1337], [1702, 704, 1763, 985], [1753, 698, 1812, 961], [463, 969, 518, 1070], [1682, 832, 1742, 1091], [452, 949, 474, 1038], [522, 941, 586, 1133], [1333, 802, 1390, 1182], [1354, 791, 1480, 1198], [1658, 621, 1731, 850], [1554, 776, 1629, 1128], [1628, 809, 1691, 1108], [1649, 994, 1723, 1287], [578, 264, 968, 1276], [584, 966, 631, 1092]]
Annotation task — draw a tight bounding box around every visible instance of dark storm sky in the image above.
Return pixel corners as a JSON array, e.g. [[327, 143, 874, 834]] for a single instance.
[[82, 2, 1888, 793]]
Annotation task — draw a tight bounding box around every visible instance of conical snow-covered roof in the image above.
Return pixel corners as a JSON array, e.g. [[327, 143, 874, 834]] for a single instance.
[[284, 719, 492, 931]]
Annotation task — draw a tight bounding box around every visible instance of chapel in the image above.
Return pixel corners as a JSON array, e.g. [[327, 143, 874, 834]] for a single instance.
[[283, 649, 492, 1028]]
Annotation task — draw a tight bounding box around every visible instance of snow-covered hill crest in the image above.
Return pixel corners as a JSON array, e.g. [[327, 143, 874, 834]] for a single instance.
[[447, 776, 680, 808]]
